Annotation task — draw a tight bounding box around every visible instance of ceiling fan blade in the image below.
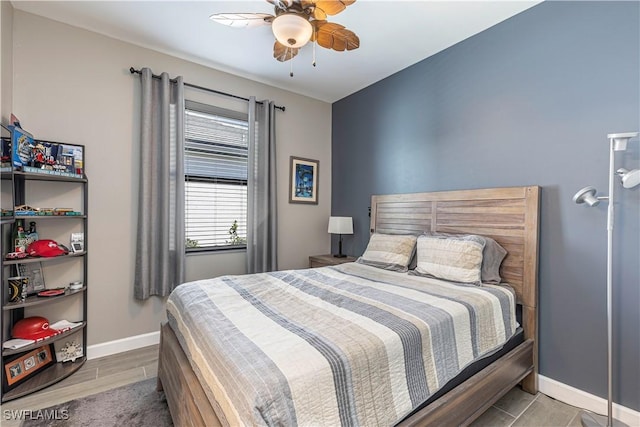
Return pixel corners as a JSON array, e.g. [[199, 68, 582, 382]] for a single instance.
[[313, 21, 360, 51], [300, 0, 314, 9], [299, 1, 326, 20], [273, 41, 299, 62], [266, 0, 293, 10], [209, 13, 274, 28], [314, 0, 356, 16], [312, 8, 327, 20]]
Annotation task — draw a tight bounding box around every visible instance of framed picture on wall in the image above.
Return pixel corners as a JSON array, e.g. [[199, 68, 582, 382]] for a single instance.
[[289, 156, 319, 204]]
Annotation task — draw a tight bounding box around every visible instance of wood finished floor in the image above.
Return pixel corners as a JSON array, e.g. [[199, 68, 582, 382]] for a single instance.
[[0, 344, 586, 427], [0, 345, 158, 427]]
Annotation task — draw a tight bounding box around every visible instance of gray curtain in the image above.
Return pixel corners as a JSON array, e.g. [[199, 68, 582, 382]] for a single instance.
[[247, 97, 278, 273], [134, 68, 185, 299]]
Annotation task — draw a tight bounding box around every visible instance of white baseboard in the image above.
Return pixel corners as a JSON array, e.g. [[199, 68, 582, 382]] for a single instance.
[[86, 331, 160, 360], [539, 375, 640, 426]]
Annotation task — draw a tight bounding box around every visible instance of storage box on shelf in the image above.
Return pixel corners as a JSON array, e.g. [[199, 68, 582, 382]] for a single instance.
[[0, 131, 87, 402]]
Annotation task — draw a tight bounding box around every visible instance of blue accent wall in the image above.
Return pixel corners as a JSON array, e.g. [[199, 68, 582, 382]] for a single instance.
[[332, 1, 639, 410]]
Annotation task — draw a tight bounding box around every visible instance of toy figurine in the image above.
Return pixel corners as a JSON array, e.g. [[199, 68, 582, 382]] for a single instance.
[[26, 221, 39, 245], [33, 144, 46, 169], [13, 219, 28, 253]]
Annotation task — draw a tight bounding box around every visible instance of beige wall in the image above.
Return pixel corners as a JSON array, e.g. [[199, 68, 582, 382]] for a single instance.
[[1, 1, 13, 123], [10, 10, 332, 345]]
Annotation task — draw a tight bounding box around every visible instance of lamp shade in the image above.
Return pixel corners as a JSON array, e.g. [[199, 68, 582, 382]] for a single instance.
[[573, 186, 600, 207], [328, 216, 353, 235], [609, 132, 639, 151], [271, 13, 312, 48], [617, 168, 640, 189]]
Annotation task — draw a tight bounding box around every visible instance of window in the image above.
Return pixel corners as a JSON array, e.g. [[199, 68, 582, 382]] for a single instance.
[[184, 101, 248, 251]]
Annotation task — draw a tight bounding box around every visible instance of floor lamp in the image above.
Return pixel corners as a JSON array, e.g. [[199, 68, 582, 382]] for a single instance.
[[572, 131, 639, 427]]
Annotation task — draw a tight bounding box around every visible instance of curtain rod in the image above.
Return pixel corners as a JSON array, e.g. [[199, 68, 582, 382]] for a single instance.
[[129, 67, 285, 112]]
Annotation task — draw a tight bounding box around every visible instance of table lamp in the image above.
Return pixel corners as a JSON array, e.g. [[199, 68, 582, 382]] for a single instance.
[[328, 216, 353, 258]]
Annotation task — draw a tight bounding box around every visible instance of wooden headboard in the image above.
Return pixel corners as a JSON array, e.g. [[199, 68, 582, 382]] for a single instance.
[[370, 186, 540, 391]]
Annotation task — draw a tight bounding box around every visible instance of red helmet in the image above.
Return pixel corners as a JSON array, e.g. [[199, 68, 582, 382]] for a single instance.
[[27, 240, 67, 257], [12, 316, 59, 341]]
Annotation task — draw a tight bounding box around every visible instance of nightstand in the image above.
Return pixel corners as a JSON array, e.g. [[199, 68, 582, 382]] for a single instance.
[[309, 254, 357, 268]]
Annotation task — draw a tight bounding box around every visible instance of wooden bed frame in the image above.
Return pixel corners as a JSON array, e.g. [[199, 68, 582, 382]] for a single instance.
[[157, 186, 540, 427]]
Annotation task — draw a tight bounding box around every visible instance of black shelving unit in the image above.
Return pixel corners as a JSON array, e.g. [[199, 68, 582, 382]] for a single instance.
[[0, 171, 14, 226], [0, 136, 87, 403]]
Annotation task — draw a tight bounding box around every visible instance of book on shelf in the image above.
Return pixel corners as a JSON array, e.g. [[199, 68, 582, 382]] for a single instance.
[[2, 338, 35, 350], [49, 319, 83, 332]]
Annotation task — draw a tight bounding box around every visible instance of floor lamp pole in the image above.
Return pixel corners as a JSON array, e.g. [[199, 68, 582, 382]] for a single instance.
[[579, 137, 627, 427], [606, 138, 615, 427], [574, 132, 639, 427]]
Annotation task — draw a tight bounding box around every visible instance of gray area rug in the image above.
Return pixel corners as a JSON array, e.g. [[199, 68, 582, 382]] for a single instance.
[[21, 378, 172, 427]]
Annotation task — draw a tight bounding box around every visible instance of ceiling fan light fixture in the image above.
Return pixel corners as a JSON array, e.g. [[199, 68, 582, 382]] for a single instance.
[[272, 13, 312, 48]]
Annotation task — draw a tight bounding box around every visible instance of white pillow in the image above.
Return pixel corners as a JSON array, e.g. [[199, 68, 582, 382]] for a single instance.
[[356, 233, 417, 272], [418, 232, 507, 284], [413, 234, 485, 284]]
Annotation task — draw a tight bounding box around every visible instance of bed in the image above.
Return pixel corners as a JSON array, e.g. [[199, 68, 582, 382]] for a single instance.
[[157, 186, 540, 426]]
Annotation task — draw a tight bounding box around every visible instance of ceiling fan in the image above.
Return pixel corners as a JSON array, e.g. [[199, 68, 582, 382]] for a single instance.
[[210, 0, 360, 75]]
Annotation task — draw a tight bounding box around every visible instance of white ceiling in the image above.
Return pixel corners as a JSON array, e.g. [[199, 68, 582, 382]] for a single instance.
[[11, 1, 541, 103]]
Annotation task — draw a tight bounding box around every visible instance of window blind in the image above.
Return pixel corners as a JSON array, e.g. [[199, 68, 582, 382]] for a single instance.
[[184, 103, 248, 250]]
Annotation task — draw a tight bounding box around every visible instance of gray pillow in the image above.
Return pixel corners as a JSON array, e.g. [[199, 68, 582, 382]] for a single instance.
[[478, 236, 508, 284], [417, 231, 507, 284]]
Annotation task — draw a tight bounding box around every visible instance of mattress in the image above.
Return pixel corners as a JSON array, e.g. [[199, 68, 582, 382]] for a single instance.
[[166, 262, 518, 427]]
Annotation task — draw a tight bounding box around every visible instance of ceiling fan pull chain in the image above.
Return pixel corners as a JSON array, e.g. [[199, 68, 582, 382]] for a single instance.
[[312, 40, 316, 67], [290, 52, 294, 77]]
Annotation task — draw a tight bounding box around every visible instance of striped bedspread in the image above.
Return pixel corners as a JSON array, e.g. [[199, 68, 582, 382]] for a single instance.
[[166, 262, 518, 427]]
